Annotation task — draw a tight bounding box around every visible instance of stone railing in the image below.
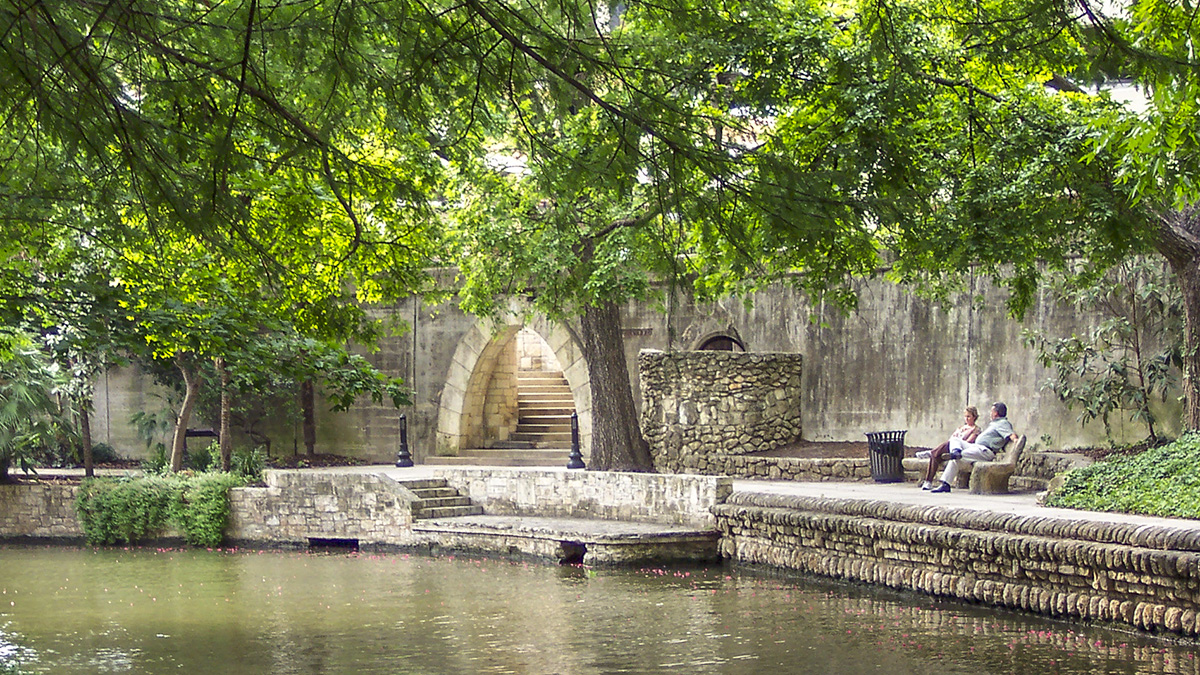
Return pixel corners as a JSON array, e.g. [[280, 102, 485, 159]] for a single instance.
[[715, 491, 1200, 636], [434, 467, 730, 528], [639, 350, 804, 473]]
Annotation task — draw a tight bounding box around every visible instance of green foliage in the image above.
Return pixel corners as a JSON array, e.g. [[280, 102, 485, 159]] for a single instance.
[[186, 442, 217, 472], [1046, 434, 1200, 518], [130, 409, 172, 458], [140, 445, 169, 476], [1023, 259, 1181, 441], [231, 446, 267, 482], [0, 329, 73, 480], [75, 476, 174, 545], [90, 443, 121, 464], [167, 472, 248, 548], [75, 472, 248, 547]]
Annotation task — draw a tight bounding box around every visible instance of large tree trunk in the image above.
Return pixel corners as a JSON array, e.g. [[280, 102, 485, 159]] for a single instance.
[[577, 299, 654, 472], [80, 402, 93, 478], [301, 379, 316, 456], [1155, 207, 1200, 430], [217, 357, 232, 472], [170, 357, 201, 472]]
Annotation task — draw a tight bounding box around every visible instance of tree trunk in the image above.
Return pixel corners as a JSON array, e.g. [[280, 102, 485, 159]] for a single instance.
[[217, 357, 232, 472], [577, 299, 654, 472], [301, 379, 316, 456], [1155, 206, 1200, 430], [170, 358, 201, 472], [80, 402, 93, 478]]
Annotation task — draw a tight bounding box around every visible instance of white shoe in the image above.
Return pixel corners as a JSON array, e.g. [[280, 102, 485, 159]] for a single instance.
[[919, 481, 932, 490], [915, 450, 931, 459]]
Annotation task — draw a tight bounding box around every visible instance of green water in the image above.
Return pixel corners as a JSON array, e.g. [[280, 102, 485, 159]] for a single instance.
[[0, 545, 1193, 674]]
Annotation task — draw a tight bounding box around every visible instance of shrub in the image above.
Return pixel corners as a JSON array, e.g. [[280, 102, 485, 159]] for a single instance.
[[1045, 433, 1200, 518], [90, 443, 121, 464], [186, 442, 217, 472], [75, 476, 173, 545], [75, 472, 249, 547], [140, 445, 168, 475], [168, 472, 248, 547], [231, 446, 266, 482]]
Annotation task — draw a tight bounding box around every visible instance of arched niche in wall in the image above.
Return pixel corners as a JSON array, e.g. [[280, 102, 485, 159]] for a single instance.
[[693, 331, 746, 352], [435, 312, 592, 458]]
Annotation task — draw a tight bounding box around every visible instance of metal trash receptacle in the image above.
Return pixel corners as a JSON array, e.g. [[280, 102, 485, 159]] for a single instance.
[[865, 430, 906, 483]]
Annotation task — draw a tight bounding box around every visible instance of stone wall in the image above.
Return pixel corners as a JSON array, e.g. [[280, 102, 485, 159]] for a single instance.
[[716, 491, 1200, 637], [0, 484, 83, 540], [639, 350, 804, 472], [434, 467, 731, 528], [226, 470, 419, 547], [481, 338, 519, 446]]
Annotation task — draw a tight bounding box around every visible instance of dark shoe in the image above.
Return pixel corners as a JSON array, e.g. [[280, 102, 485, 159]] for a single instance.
[[930, 482, 951, 493], [948, 450, 962, 460]]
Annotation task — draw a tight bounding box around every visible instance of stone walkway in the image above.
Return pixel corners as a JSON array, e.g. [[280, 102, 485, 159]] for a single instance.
[[35, 463, 1200, 535], [341, 464, 1200, 536]]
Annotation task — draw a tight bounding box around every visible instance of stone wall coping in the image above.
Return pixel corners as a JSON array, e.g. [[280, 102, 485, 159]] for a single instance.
[[724, 491, 1200, 553]]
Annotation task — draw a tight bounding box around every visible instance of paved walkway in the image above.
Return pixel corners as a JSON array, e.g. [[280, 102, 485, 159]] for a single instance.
[[35, 464, 1200, 535], [332, 464, 1200, 535]]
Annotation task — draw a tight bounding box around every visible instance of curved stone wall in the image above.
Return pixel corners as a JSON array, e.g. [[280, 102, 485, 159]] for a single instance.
[[715, 491, 1200, 636], [639, 350, 804, 472]]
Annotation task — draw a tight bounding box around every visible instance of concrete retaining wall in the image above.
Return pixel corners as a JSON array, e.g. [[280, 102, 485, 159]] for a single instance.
[[89, 272, 1183, 466], [433, 467, 730, 528], [715, 491, 1200, 636]]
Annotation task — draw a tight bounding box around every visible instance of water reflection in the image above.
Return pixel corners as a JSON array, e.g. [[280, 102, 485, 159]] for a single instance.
[[0, 545, 1195, 674]]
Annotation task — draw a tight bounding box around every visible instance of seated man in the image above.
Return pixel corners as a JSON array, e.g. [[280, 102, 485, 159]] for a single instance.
[[930, 402, 1018, 493]]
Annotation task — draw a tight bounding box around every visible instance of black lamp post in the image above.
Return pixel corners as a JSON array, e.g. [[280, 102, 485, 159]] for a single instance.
[[395, 414, 414, 467], [567, 411, 585, 469]]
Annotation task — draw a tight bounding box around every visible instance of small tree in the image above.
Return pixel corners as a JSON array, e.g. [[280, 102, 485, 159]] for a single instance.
[[0, 331, 71, 482], [1023, 259, 1182, 442]]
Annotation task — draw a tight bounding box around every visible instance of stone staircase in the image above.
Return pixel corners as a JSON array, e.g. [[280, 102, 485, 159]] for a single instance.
[[401, 478, 483, 520], [428, 369, 577, 467], [510, 370, 575, 448]]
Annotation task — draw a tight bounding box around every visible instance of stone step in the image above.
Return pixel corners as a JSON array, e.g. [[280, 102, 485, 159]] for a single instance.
[[518, 392, 575, 402], [418, 504, 485, 519], [398, 478, 484, 521], [425, 449, 572, 467], [408, 486, 459, 499], [416, 495, 474, 509], [517, 403, 575, 414], [517, 371, 568, 381], [513, 423, 572, 434], [519, 414, 575, 425], [510, 431, 573, 444], [490, 440, 537, 449], [398, 478, 450, 491], [519, 384, 573, 394]]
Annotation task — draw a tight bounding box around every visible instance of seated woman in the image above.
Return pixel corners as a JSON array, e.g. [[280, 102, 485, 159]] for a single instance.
[[919, 406, 979, 490]]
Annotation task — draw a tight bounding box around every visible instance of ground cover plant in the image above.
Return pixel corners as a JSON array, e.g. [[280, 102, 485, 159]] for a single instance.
[[74, 472, 248, 547], [1045, 433, 1200, 519]]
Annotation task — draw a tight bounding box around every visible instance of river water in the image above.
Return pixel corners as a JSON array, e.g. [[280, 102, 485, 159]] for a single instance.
[[0, 545, 1194, 674]]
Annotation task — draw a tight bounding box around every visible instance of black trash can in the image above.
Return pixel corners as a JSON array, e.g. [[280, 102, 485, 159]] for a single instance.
[[865, 430, 906, 483]]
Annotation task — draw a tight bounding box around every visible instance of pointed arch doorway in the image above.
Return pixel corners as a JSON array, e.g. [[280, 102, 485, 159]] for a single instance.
[[432, 316, 592, 466]]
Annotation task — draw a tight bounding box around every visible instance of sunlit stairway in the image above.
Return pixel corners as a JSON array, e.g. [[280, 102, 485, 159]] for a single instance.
[[401, 479, 483, 520], [510, 370, 575, 449], [430, 369, 576, 467]]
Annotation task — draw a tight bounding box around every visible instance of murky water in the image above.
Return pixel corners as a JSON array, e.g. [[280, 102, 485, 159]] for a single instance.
[[0, 545, 1195, 674]]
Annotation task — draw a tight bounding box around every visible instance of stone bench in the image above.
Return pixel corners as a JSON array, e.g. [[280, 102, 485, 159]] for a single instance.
[[950, 435, 1027, 494]]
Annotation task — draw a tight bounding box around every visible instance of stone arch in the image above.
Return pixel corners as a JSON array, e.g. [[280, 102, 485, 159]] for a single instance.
[[435, 313, 592, 458], [692, 328, 746, 352]]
